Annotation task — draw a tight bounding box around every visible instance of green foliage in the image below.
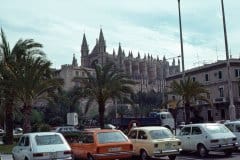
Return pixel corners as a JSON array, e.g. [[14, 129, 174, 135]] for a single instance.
[[38, 123, 51, 132], [77, 62, 137, 129]]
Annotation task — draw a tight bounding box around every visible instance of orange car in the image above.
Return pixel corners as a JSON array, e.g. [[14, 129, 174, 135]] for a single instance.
[[70, 129, 133, 160]]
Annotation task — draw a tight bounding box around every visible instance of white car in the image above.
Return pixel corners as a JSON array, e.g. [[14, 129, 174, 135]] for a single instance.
[[225, 120, 240, 148], [177, 123, 237, 157], [12, 132, 72, 160]]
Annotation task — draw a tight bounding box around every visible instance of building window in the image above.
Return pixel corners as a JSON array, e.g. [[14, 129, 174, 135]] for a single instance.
[[207, 93, 210, 99], [219, 87, 224, 97], [205, 74, 209, 81], [75, 71, 79, 76], [82, 72, 85, 76], [218, 71, 222, 79], [192, 77, 196, 82], [172, 96, 175, 100], [238, 84, 240, 97], [235, 69, 240, 77]]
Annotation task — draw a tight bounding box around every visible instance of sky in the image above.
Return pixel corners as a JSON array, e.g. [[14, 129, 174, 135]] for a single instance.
[[0, 0, 239, 70]]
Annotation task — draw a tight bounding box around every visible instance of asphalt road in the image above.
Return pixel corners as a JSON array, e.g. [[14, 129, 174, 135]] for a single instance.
[[2, 152, 240, 160]]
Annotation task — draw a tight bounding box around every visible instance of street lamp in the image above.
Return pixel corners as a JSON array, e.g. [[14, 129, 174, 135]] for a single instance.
[[221, 0, 236, 120], [177, 0, 185, 78], [177, 0, 186, 122]]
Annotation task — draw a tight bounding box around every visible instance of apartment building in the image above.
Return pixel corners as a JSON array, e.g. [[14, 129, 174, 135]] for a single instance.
[[166, 59, 240, 122]]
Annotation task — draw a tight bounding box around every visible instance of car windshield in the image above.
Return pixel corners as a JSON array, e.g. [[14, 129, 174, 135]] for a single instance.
[[149, 129, 173, 139], [35, 135, 63, 145], [97, 131, 128, 144], [205, 125, 230, 134]]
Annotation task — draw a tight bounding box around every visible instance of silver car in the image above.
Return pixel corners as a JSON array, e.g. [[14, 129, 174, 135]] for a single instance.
[[177, 123, 237, 157], [12, 132, 72, 160], [225, 120, 240, 148]]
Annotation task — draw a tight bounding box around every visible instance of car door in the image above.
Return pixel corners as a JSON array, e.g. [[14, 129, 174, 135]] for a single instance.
[[128, 130, 138, 154], [13, 136, 25, 160], [136, 130, 149, 153], [189, 126, 203, 150], [178, 126, 191, 150], [234, 123, 240, 145]]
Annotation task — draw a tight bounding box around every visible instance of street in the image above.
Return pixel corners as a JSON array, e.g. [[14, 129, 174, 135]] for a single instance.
[[2, 152, 240, 160]]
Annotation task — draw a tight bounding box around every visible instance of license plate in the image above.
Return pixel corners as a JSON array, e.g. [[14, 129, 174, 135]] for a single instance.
[[108, 147, 121, 152], [165, 143, 172, 149], [50, 152, 57, 159]]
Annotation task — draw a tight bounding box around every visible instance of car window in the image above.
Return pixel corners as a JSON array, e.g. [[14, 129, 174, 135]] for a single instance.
[[225, 124, 234, 132], [137, 130, 147, 140], [236, 124, 240, 132], [24, 136, 30, 146], [161, 114, 166, 119], [149, 129, 173, 139], [97, 132, 128, 144], [18, 136, 25, 146], [191, 127, 202, 135], [81, 133, 94, 143], [179, 127, 191, 136], [35, 134, 63, 145], [205, 125, 230, 134], [128, 130, 137, 139]]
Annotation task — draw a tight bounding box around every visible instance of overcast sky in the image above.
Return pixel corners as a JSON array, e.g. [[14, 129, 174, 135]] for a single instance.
[[0, 0, 239, 69]]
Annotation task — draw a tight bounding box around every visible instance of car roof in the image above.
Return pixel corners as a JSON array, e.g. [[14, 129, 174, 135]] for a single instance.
[[131, 126, 168, 131], [225, 120, 240, 124], [23, 132, 62, 137], [83, 129, 120, 133], [183, 123, 223, 127]]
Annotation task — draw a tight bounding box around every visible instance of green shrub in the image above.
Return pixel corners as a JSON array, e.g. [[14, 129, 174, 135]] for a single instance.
[[38, 123, 51, 132]]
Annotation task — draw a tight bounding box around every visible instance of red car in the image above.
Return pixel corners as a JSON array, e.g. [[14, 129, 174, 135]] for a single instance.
[[70, 129, 133, 160]]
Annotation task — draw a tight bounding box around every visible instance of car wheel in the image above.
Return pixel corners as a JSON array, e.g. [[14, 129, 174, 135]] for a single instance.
[[24, 157, 29, 160], [197, 144, 208, 158], [168, 154, 176, 160], [87, 154, 94, 160], [224, 149, 233, 157], [140, 150, 149, 160]]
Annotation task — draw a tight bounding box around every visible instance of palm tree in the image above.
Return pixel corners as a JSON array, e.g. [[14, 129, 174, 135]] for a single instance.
[[78, 62, 136, 129], [170, 77, 210, 124], [0, 28, 44, 143], [2, 56, 62, 133]]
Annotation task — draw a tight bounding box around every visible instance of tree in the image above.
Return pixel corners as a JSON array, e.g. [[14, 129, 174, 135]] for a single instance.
[[78, 62, 136, 129], [170, 77, 210, 124], [2, 56, 62, 133], [0, 28, 44, 143]]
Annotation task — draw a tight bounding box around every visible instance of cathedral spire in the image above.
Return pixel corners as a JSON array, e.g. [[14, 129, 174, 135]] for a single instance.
[[118, 43, 122, 56], [72, 53, 78, 67], [81, 33, 89, 56], [99, 28, 106, 53]]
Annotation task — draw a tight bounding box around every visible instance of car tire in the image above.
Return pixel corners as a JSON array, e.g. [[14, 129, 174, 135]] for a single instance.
[[24, 157, 29, 160], [168, 154, 176, 160], [197, 144, 208, 158], [140, 150, 149, 160], [87, 154, 94, 160], [224, 149, 233, 157]]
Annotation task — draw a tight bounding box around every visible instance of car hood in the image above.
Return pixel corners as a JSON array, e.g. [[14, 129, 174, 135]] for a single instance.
[[33, 144, 71, 152]]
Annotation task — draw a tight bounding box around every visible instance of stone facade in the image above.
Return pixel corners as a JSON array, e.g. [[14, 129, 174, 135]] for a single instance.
[[166, 59, 240, 123], [80, 29, 180, 92]]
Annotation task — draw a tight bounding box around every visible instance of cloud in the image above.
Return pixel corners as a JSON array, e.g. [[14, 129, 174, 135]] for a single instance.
[[0, 0, 239, 69]]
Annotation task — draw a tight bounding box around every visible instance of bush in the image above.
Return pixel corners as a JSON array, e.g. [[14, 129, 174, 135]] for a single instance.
[[38, 123, 51, 132]]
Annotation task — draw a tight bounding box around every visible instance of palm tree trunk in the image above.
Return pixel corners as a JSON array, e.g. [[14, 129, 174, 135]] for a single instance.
[[23, 104, 32, 133], [185, 102, 191, 124], [98, 101, 105, 129], [4, 97, 14, 144]]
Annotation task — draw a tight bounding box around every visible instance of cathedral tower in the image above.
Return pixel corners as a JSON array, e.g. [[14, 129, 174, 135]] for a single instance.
[[81, 33, 89, 67]]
